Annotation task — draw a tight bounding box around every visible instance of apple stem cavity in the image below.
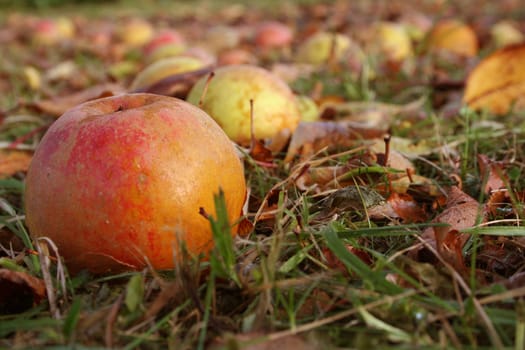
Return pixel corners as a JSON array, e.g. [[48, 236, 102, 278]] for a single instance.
[[198, 71, 215, 108]]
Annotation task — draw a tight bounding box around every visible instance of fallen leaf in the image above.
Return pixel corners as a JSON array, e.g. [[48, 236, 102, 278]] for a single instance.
[[477, 154, 507, 194], [314, 185, 386, 220], [426, 19, 479, 57], [322, 245, 373, 276], [284, 120, 385, 163], [387, 192, 427, 223], [422, 186, 485, 271], [387, 174, 441, 196], [250, 139, 274, 164], [463, 44, 525, 115], [209, 332, 320, 350], [0, 150, 33, 178], [0, 268, 46, 314], [30, 83, 126, 117]]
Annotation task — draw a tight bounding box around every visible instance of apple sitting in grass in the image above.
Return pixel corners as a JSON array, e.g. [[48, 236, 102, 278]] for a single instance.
[[32, 17, 75, 45], [143, 29, 186, 56], [186, 65, 300, 144], [117, 18, 154, 47], [254, 21, 293, 49], [24, 93, 246, 274], [130, 56, 209, 91], [295, 31, 354, 65]]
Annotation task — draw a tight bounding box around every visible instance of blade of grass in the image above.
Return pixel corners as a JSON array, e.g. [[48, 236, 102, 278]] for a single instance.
[[463, 226, 525, 236], [324, 225, 403, 294]]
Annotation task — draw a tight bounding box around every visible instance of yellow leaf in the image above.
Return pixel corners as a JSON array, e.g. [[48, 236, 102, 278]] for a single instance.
[[463, 44, 525, 115], [0, 151, 33, 178], [426, 19, 478, 57]]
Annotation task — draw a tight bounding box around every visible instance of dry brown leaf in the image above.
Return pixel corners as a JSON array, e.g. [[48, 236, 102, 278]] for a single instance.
[[387, 192, 427, 223], [0, 268, 46, 314], [422, 186, 485, 271], [209, 333, 320, 350], [464, 44, 525, 115], [250, 139, 274, 164], [0, 150, 33, 178], [387, 174, 441, 196], [477, 154, 507, 194], [30, 83, 126, 117], [284, 121, 385, 163]]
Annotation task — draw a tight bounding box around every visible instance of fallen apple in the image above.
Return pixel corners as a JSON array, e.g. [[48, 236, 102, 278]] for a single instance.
[[372, 22, 413, 61], [32, 17, 75, 45], [25, 93, 246, 274], [186, 65, 300, 144], [117, 18, 154, 47], [254, 21, 293, 49], [295, 31, 355, 65], [130, 56, 208, 91], [143, 29, 186, 56]]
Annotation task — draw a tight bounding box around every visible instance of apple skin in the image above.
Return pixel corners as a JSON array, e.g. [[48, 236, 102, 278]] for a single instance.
[[295, 31, 353, 65], [25, 93, 246, 274], [255, 21, 293, 49], [32, 17, 74, 45], [373, 22, 413, 61], [130, 56, 208, 91], [143, 29, 186, 56], [117, 19, 154, 47], [186, 65, 300, 144]]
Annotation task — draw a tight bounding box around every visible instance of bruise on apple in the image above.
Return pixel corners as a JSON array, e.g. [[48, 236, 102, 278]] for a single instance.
[[25, 93, 247, 274]]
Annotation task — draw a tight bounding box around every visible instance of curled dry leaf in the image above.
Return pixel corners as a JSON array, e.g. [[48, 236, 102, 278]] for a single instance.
[[30, 83, 126, 117], [0, 268, 46, 314], [386, 192, 427, 223], [0, 150, 33, 178], [478, 154, 511, 217], [422, 186, 485, 271], [464, 44, 525, 115], [477, 154, 507, 194]]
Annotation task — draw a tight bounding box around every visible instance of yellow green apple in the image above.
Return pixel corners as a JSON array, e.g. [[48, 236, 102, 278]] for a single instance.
[[187, 65, 300, 144]]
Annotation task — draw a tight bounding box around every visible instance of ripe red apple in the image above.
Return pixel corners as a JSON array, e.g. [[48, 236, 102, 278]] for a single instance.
[[143, 29, 186, 56], [254, 21, 293, 49], [25, 93, 246, 274], [32, 17, 75, 45]]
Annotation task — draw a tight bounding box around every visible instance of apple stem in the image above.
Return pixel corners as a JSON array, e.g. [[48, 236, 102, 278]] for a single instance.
[[249, 99, 255, 150], [198, 71, 215, 108], [383, 133, 391, 167]]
